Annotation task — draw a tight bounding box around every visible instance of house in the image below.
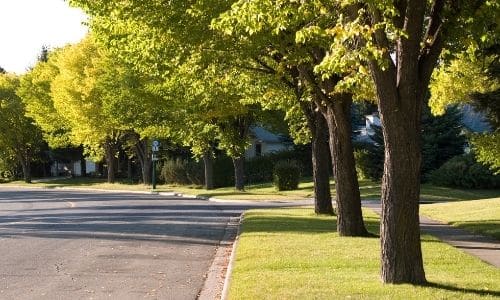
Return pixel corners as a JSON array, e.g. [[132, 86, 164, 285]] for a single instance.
[[354, 105, 491, 145], [50, 159, 96, 177], [245, 126, 292, 159], [354, 112, 381, 144]]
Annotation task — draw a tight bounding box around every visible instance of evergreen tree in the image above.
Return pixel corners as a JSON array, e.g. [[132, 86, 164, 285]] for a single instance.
[[365, 106, 465, 181]]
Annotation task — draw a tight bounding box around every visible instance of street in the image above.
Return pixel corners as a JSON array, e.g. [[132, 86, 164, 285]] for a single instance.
[[0, 187, 245, 300]]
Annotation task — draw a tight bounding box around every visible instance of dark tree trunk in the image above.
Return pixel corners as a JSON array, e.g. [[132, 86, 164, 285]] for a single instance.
[[135, 138, 151, 184], [203, 152, 214, 190], [104, 140, 116, 183], [19, 154, 32, 183], [127, 157, 132, 180], [364, 0, 444, 281], [80, 147, 87, 177], [297, 64, 367, 236], [379, 110, 425, 284], [324, 95, 368, 236], [312, 111, 333, 214], [370, 61, 427, 284], [303, 102, 333, 215], [233, 157, 245, 191]]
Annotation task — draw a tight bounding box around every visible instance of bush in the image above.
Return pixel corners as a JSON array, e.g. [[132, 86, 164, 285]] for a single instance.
[[185, 160, 204, 185], [160, 158, 191, 185], [245, 155, 274, 184], [429, 154, 500, 189], [213, 155, 234, 188], [245, 148, 314, 185], [273, 160, 301, 191], [353, 143, 383, 181]]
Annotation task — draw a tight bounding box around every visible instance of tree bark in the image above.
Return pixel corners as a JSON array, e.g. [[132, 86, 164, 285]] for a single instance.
[[324, 95, 368, 236], [134, 138, 151, 184], [80, 146, 87, 177], [370, 60, 426, 284], [365, 0, 436, 281], [233, 156, 245, 191], [104, 139, 116, 183], [203, 152, 214, 190], [127, 157, 132, 180], [303, 102, 333, 215], [18, 153, 31, 183], [298, 64, 367, 236]]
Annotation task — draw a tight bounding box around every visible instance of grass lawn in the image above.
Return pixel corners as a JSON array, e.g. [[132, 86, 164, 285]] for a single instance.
[[421, 198, 500, 240], [228, 208, 500, 299], [2, 177, 500, 202]]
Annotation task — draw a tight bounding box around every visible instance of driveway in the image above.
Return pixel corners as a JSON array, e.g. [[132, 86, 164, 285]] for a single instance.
[[0, 187, 254, 300]]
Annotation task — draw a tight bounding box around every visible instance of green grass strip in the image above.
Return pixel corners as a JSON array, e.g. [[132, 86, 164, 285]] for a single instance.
[[228, 208, 500, 299], [421, 198, 500, 240]]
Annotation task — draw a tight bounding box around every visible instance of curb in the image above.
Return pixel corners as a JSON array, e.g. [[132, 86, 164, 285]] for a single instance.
[[221, 213, 244, 300], [198, 214, 242, 300]]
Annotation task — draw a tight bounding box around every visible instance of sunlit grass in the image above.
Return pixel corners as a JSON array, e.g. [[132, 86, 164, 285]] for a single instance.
[[421, 198, 500, 239], [228, 208, 500, 299]]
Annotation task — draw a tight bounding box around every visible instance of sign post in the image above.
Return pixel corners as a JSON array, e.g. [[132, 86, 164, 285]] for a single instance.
[[152, 140, 160, 190]]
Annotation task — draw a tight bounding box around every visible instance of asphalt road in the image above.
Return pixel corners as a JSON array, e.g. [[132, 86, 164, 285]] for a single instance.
[[0, 187, 253, 300]]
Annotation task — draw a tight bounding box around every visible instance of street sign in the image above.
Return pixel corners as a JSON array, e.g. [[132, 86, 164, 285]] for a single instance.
[[152, 140, 160, 152]]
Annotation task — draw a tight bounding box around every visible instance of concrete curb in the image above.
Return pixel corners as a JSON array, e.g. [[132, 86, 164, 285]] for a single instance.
[[220, 213, 244, 300], [198, 214, 242, 300]]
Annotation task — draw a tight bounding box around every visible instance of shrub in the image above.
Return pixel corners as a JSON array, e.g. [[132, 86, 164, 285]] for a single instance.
[[160, 158, 191, 185], [245, 155, 274, 184], [353, 143, 383, 181], [273, 160, 301, 191], [213, 155, 234, 188], [429, 154, 500, 189], [185, 160, 204, 185]]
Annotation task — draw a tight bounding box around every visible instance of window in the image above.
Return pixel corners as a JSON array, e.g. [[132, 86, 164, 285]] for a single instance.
[[255, 143, 262, 156]]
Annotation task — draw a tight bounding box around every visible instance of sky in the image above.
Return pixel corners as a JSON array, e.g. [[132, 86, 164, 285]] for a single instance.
[[0, 0, 88, 74]]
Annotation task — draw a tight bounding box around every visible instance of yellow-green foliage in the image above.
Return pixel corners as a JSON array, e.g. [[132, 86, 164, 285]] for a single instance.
[[429, 55, 499, 116], [472, 132, 500, 174]]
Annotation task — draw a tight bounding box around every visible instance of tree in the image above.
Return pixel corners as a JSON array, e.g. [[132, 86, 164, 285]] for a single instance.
[[0, 66, 5, 74], [430, 53, 500, 173], [49, 37, 128, 183], [315, 0, 498, 283], [362, 106, 465, 181], [0, 74, 44, 183], [214, 1, 368, 231]]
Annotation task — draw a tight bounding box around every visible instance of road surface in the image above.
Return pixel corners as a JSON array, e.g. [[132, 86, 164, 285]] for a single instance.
[[0, 187, 252, 300]]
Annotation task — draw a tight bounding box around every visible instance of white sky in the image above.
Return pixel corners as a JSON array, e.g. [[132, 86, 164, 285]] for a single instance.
[[0, 0, 88, 74]]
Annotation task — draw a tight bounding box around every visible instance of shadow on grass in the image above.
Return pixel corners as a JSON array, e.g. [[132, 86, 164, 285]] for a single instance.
[[448, 221, 500, 240], [242, 210, 380, 236], [425, 281, 500, 297]]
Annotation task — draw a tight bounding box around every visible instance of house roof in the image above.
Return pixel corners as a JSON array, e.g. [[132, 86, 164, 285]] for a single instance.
[[461, 105, 491, 133], [250, 126, 285, 143]]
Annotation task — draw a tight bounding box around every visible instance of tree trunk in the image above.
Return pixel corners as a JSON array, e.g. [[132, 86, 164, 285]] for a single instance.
[[19, 154, 32, 183], [80, 147, 87, 177], [324, 95, 367, 236], [104, 140, 116, 183], [233, 156, 245, 191], [375, 78, 426, 284], [305, 104, 333, 215], [127, 157, 132, 180], [297, 64, 366, 235], [135, 138, 151, 184], [203, 152, 214, 190]]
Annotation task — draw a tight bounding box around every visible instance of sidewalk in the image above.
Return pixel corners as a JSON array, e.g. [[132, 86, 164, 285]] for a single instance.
[[363, 201, 500, 267]]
